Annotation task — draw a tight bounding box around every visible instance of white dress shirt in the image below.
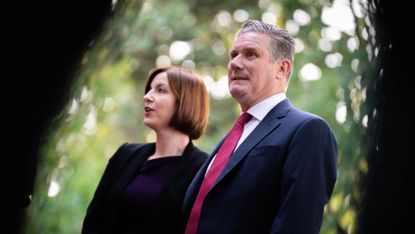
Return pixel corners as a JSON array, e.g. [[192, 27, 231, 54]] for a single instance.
[[235, 93, 287, 150], [207, 93, 287, 172]]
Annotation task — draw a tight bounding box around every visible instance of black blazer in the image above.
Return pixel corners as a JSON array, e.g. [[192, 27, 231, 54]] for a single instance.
[[183, 99, 338, 234], [82, 141, 208, 234]]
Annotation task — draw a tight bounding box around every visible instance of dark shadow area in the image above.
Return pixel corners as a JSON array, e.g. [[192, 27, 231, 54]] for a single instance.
[[357, 0, 414, 233], [3, 1, 112, 233]]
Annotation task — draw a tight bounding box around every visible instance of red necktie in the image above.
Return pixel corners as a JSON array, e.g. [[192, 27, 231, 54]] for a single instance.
[[185, 112, 252, 234]]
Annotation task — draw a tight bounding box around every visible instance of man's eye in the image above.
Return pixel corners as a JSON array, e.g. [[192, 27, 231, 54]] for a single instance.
[[246, 52, 257, 59]]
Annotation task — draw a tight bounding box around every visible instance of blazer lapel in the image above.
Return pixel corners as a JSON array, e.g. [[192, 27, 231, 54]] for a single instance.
[[116, 143, 155, 191], [213, 99, 293, 187], [162, 141, 199, 190]]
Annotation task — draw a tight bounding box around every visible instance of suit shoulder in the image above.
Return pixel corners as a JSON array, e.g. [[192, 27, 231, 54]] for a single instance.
[[109, 142, 148, 161], [119, 142, 147, 152], [112, 142, 143, 154], [188, 145, 209, 163], [193, 146, 209, 158], [288, 108, 332, 129]]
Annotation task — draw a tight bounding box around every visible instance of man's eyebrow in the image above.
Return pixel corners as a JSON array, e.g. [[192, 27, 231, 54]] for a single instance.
[[231, 46, 259, 53]]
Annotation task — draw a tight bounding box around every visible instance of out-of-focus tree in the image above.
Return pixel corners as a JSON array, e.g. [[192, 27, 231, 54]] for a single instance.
[[22, 0, 375, 233], [355, 0, 414, 233]]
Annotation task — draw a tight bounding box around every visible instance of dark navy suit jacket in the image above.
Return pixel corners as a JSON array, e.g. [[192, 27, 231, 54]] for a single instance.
[[183, 99, 338, 234]]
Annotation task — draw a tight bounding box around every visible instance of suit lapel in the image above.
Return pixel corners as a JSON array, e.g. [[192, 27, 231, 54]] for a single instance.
[[184, 99, 294, 212], [213, 99, 293, 187]]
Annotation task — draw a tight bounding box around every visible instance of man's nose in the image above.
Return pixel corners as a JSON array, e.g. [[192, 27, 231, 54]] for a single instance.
[[229, 56, 242, 70]]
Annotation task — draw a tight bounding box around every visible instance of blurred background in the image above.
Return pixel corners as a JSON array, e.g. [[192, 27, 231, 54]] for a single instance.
[[4, 0, 412, 233]]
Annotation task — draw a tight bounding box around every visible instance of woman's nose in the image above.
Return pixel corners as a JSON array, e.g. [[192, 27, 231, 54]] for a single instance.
[[143, 91, 154, 103]]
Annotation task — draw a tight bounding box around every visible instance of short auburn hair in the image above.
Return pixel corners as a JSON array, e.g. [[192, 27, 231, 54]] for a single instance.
[[145, 66, 209, 139]]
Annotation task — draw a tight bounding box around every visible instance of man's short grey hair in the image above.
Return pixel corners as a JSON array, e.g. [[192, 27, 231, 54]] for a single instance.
[[237, 19, 295, 63]]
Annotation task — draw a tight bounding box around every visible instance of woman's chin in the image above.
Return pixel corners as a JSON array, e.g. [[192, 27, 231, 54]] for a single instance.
[[143, 120, 153, 128]]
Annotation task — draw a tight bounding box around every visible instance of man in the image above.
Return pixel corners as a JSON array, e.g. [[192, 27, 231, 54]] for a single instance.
[[183, 19, 338, 234]]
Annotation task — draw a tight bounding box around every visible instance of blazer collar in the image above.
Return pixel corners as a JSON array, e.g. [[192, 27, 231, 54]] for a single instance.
[[118, 140, 197, 195], [127, 140, 194, 169], [119, 143, 155, 187]]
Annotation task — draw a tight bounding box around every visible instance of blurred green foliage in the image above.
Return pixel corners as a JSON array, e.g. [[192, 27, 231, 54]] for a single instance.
[[23, 0, 375, 233]]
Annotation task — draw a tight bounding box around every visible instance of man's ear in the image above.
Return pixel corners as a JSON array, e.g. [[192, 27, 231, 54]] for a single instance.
[[275, 59, 292, 79]]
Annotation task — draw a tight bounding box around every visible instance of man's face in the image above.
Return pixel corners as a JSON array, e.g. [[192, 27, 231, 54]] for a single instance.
[[227, 32, 282, 111]]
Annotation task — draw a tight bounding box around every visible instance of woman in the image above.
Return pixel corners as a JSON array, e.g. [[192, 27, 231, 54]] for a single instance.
[[82, 66, 210, 234]]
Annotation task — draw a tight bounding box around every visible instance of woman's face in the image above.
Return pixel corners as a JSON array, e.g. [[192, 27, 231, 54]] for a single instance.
[[143, 72, 176, 131]]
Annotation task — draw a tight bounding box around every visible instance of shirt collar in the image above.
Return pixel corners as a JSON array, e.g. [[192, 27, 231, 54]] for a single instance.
[[245, 93, 286, 121]]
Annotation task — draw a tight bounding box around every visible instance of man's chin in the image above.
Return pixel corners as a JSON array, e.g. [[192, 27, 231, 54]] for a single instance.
[[229, 85, 246, 96], [230, 90, 243, 98], [230, 89, 247, 102]]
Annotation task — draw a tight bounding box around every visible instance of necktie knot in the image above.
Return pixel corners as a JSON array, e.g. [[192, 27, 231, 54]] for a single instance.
[[236, 112, 252, 125]]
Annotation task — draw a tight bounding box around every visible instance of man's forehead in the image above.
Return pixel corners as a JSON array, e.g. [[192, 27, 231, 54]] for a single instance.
[[234, 32, 268, 45]]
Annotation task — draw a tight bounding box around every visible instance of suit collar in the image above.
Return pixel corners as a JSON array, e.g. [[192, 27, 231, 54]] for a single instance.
[[247, 93, 287, 121], [184, 100, 293, 215], [213, 99, 293, 187]]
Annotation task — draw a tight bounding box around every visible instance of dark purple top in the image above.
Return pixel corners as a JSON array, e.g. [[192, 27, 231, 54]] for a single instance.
[[117, 156, 180, 233]]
